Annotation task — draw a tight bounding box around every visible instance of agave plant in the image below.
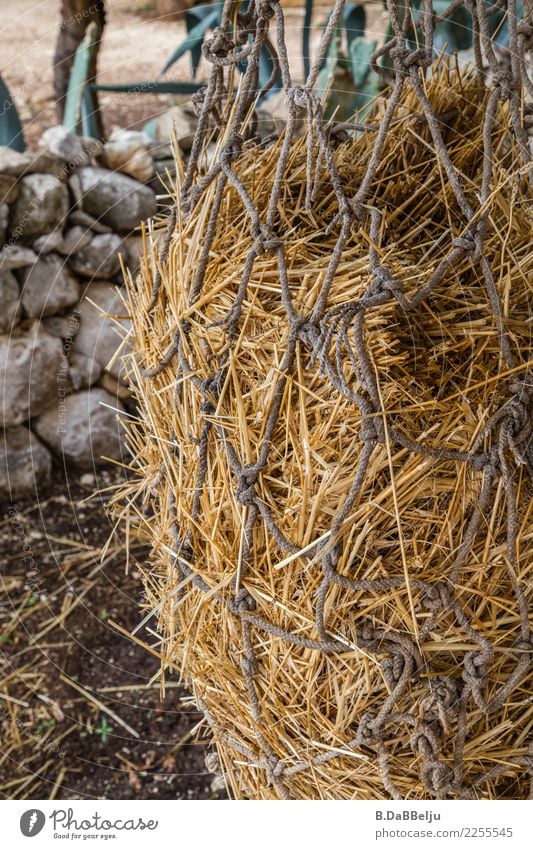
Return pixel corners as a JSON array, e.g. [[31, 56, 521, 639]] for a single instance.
[[0, 73, 25, 152], [59, 0, 525, 137]]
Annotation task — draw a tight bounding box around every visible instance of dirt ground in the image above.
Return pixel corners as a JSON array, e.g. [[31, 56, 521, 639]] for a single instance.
[[0, 466, 226, 800]]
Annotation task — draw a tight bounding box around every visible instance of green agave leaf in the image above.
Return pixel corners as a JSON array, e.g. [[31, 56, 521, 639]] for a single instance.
[[342, 4, 366, 51], [303, 0, 314, 81], [0, 72, 25, 152], [63, 21, 100, 134], [186, 3, 220, 77], [349, 36, 377, 88], [81, 85, 100, 139], [258, 45, 282, 100], [159, 9, 219, 77], [92, 81, 204, 94]]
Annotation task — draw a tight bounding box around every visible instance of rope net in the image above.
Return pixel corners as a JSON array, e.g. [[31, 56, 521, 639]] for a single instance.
[[119, 0, 533, 799]]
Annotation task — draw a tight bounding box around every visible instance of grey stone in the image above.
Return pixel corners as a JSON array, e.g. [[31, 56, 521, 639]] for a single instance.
[[68, 209, 112, 234], [27, 151, 69, 179], [152, 158, 176, 178], [104, 130, 154, 182], [11, 174, 69, 240], [0, 174, 18, 204], [57, 226, 93, 256], [68, 232, 122, 279], [73, 281, 131, 381], [43, 311, 81, 340], [154, 105, 199, 152], [120, 235, 144, 275], [0, 426, 52, 498], [33, 230, 64, 255], [33, 388, 126, 470], [0, 244, 38, 271], [149, 140, 174, 161], [0, 321, 64, 425], [0, 203, 8, 245], [98, 372, 131, 403], [20, 254, 80, 318], [0, 271, 21, 332], [0, 147, 32, 176], [72, 167, 157, 232], [39, 125, 89, 167], [81, 136, 105, 161], [68, 351, 102, 390]]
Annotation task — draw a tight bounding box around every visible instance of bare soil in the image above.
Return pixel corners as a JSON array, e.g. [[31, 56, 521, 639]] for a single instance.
[[0, 466, 226, 800]]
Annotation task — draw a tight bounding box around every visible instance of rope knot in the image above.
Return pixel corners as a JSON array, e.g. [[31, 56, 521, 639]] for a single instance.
[[451, 230, 481, 260], [256, 0, 276, 19], [516, 636, 533, 654], [382, 651, 412, 686], [390, 45, 432, 73], [236, 465, 259, 506], [462, 650, 489, 709], [517, 21, 533, 42], [253, 223, 281, 255], [493, 69, 516, 100], [220, 133, 243, 166], [235, 587, 256, 612], [411, 721, 442, 759], [241, 656, 259, 677], [356, 711, 382, 747], [202, 27, 234, 63], [421, 761, 455, 797], [287, 85, 313, 110], [360, 415, 378, 443], [422, 581, 450, 611]]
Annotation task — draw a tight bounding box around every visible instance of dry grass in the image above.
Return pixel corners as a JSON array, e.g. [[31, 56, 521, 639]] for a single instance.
[[114, 65, 533, 799]]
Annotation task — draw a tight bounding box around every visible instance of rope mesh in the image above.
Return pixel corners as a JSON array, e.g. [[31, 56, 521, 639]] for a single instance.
[[132, 0, 533, 799]]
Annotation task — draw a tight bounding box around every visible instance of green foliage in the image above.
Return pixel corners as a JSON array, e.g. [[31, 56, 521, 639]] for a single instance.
[[316, 5, 381, 120], [61, 1, 525, 138], [0, 73, 25, 152], [63, 22, 101, 137]]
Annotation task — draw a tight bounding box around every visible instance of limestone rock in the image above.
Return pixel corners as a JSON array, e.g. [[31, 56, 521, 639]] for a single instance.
[[57, 226, 93, 255], [0, 244, 38, 272], [149, 140, 174, 161], [43, 311, 81, 340], [0, 203, 9, 245], [0, 321, 64, 425], [71, 168, 156, 232], [0, 426, 52, 498], [0, 174, 18, 204], [68, 209, 112, 234], [33, 230, 64, 255], [153, 104, 199, 152], [19, 254, 80, 318], [39, 125, 89, 167], [67, 351, 102, 391], [11, 174, 69, 240], [99, 372, 131, 403], [73, 281, 131, 381], [120, 235, 144, 275], [104, 130, 154, 182], [67, 232, 122, 279], [0, 147, 32, 176], [33, 388, 126, 469], [0, 271, 21, 332]]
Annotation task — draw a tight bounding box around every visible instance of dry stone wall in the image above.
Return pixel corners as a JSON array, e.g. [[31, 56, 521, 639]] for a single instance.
[[0, 125, 172, 498]]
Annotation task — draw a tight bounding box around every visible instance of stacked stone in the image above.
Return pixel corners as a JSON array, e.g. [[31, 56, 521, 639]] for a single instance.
[[0, 125, 172, 498]]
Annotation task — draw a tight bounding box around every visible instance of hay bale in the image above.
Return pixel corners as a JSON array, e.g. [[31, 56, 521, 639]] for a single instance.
[[116, 67, 532, 799]]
